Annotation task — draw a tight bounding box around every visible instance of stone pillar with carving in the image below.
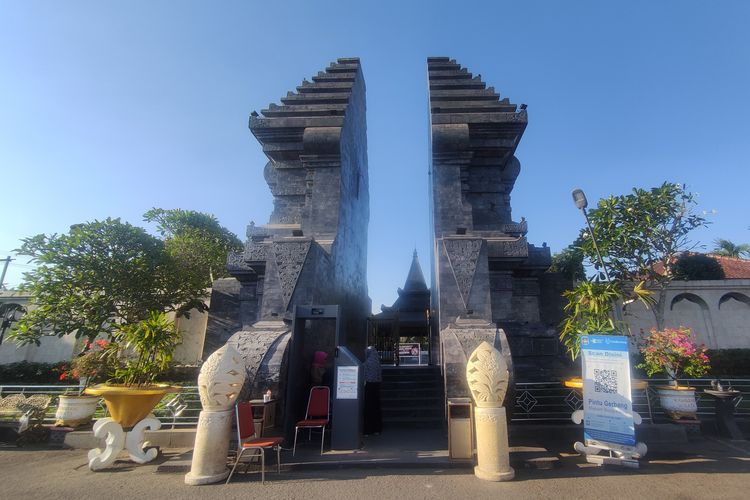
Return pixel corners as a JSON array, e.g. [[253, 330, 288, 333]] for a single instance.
[[185, 345, 246, 485], [466, 341, 514, 481]]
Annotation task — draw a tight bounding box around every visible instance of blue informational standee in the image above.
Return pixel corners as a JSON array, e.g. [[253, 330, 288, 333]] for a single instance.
[[580, 335, 635, 451]]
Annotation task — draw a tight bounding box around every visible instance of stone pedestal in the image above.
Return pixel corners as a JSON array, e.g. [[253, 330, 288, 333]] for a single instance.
[[185, 410, 234, 485], [473, 407, 514, 481]]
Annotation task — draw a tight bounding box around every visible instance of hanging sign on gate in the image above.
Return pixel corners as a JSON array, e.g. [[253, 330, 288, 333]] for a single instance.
[[580, 334, 635, 452]]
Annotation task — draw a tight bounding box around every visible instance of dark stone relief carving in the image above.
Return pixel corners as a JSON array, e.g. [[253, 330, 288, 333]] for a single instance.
[[273, 240, 312, 309], [493, 238, 528, 258], [226, 251, 251, 273], [444, 238, 483, 307], [244, 241, 269, 262]]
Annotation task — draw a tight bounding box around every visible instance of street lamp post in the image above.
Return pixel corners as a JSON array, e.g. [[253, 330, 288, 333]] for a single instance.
[[571, 188, 611, 282], [571, 188, 624, 324]]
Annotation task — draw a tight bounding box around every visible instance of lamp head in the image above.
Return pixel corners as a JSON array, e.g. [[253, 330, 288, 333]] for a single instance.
[[572, 188, 588, 210]]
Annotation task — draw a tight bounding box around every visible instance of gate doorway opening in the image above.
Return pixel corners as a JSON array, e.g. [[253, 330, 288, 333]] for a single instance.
[[368, 250, 432, 366]]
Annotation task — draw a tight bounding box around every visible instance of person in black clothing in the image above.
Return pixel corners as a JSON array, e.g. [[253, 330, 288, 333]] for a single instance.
[[363, 346, 382, 435]]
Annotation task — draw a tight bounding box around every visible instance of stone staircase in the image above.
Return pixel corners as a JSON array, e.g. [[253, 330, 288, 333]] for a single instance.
[[380, 366, 445, 428]]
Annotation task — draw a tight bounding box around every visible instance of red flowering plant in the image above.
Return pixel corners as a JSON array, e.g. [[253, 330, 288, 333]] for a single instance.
[[59, 339, 113, 394], [637, 326, 710, 386]]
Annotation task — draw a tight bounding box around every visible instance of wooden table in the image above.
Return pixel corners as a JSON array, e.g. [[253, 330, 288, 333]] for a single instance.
[[249, 399, 278, 436]]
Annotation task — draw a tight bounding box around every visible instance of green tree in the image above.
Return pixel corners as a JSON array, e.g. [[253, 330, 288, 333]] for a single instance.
[[143, 208, 242, 285], [577, 182, 707, 330], [672, 254, 725, 280], [712, 238, 750, 258], [548, 243, 585, 282], [10, 218, 209, 346]]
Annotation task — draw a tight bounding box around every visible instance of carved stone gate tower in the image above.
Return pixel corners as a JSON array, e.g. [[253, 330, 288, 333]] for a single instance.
[[428, 57, 566, 398], [204, 58, 370, 400]]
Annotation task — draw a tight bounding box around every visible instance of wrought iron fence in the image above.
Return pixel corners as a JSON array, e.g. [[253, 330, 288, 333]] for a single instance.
[[2, 379, 748, 427], [511, 378, 749, 423], [0, 385, 202, 428]]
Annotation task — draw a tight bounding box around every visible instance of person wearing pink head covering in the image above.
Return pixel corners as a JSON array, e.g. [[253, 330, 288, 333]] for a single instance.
[[311, 350, 329, 386]]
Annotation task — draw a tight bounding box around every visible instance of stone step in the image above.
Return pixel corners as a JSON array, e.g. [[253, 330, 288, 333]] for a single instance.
[[427, 61, 461, 71], [261, 105, 346, 118], [431, 102, 517, 114], [382, 406, 444, 420], [429, 79, 486, 90], [428, 69, 471, 80], [381, 379, 439, 389], [280, 93, 351, 105], [325, 62, 360, 73], [382, 366, 440, 374], [381, 397, 443, 409], [430, 91, 499, 102], [312, 72, 356, 82], [382, 417, 444, 428], [381, 390, 443, 401], [383, 369, 440, 379], [296, 81, 353, 93]]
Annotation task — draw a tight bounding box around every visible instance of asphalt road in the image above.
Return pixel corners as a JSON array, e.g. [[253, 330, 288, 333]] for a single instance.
[[2, 438, 749, 500]]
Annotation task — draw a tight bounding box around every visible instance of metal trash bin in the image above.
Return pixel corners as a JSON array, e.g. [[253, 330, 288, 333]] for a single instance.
[[447, 398, 474, 460]]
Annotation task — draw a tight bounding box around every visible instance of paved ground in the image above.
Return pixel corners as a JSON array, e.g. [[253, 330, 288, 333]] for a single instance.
[[2, 432, 749, 500]]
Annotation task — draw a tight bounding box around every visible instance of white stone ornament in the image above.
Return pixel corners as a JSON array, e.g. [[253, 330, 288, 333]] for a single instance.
[[127, 416, 161, 463], [466, 341, 514, 482], [87, 414, 163, 470], [197, 344, 245, 411], [88, 418, 125, 471], [186, 344, 248, 485], [466, 341, 509, 408]]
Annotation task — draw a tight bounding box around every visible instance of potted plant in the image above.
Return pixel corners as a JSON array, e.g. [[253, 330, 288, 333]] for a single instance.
[[55, 339, 111, 427], [637, 326, 710, 419], [85, 312, 182, 428]]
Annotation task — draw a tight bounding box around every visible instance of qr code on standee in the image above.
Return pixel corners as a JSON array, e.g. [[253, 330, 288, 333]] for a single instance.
[[594, 368, 618, 394]]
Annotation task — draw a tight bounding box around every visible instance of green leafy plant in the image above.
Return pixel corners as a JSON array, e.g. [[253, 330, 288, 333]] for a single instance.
[[576, 182, 707, 330], [559, 281, 623, 361], [637, 326, 710, 385], [102, 312, 181, 387], [548, 244, 586, 282]]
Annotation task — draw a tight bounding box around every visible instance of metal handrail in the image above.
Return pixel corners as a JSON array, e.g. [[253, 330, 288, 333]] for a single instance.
[[0, 385, 202, 427]]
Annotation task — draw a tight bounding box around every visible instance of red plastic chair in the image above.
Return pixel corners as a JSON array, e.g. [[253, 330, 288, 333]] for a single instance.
[[293, 386, 330, 456], [226, 402, 283, 484]]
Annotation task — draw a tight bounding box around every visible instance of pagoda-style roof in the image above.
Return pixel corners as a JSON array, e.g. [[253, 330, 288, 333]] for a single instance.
[[402, 250, 428, 293], [375, 252, 430, 321]]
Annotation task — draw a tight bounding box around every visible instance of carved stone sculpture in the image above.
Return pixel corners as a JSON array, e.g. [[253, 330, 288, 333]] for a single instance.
[[466, 341, 514, 481], [197, 344, 245, 411], [466, 341, 509, 407], [186, 345, 247, 485]]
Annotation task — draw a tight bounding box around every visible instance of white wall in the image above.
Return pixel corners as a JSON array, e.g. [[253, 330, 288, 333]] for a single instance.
[[623, 279, 750, 349]]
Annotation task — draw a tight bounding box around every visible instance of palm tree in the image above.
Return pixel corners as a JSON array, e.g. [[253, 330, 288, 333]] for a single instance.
[[713, 238, 750, 258]]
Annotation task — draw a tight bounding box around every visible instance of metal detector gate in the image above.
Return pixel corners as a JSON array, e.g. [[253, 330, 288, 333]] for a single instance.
[[284, 305, 363, 450]]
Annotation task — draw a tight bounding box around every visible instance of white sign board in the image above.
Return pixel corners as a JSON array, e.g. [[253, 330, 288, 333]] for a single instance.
[[336, 366, 359, 400], [580, 334, 636, 452]]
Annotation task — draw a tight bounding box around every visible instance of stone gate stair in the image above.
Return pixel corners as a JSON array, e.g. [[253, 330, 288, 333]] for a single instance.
[[380, 366, 444, 428]]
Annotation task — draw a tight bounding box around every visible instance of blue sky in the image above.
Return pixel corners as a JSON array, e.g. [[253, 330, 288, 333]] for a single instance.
[[1, 1, 748, 312]]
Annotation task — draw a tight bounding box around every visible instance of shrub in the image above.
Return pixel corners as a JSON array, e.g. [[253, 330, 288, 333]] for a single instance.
[[672, 253, 725, 280]]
